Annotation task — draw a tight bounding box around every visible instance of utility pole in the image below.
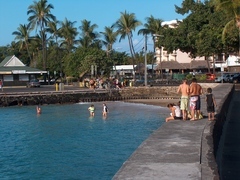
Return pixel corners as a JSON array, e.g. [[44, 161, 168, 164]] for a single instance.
[[144, 34, 148, 86]]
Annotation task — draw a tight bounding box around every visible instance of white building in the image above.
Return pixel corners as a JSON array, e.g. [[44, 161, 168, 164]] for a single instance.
[[215, 55, 240, 72]]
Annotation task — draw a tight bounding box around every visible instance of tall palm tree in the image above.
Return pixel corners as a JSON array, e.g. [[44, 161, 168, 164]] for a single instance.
[[113, 11, 142, 80], [138, 15, 164, 75], [29, 34, 42, 68], [213, 0, 240, 55], [79, 36, 92, 49], [138, 15, 163, 36], [46, 20, 60, 71], [6, 41, 20, 57], [79, 19, 99, 48], [27, 0, 56, 69], [46, 20, 60, 45], [100, 26, 118, 55], [100, 26, 118, 77], [12, 23, 32, 62], [58, 18, 78, 52]]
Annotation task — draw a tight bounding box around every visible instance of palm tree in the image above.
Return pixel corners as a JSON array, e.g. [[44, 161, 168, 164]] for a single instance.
[[100, 26, 118, 55], [46, 20, 60, 45], [138, 15, 164, 76], [138, 15, 163, 36], [79, 19, 99, 48], [113, 11, 142, 81], [6, 41, 20, 57], [100, 26, 118, 77], [27, 0, 56, 69], [12, 24, 33, 62], [58, 18, 78, 52], [29, 34, 42, 68], [46, 20, 60, 71], [213, 0, 240, 55]]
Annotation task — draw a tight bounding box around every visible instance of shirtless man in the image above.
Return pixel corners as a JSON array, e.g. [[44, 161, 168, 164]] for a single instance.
[[189, 78, 203, 120], [177, 79, 190, 120]]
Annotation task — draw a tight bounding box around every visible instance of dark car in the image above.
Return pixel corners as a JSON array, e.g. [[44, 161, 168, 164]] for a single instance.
[[26, 79, 40, 88], [231, 73, 240, 83]]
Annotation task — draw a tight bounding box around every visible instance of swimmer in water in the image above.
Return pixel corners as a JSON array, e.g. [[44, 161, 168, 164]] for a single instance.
[[36, 106, 41, 114], [102, 103, 108, 117], [88, 104, 95, 117]]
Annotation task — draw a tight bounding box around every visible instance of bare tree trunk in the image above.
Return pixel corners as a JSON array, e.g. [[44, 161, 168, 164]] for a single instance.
[[212, 54, 216, 74], [206, 56, 211, 73], [127, 33, 136, 82]]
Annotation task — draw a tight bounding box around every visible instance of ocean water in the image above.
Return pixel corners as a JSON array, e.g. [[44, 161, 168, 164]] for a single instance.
[[0, 101, 168, 179]]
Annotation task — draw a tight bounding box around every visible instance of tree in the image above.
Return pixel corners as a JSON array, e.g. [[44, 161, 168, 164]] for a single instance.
[[174, 0, 205, 58], [27, 0, 56, 70], [213, 0, 240, 55], [58, 18, 78, 52], [138, 15, 164, 75], [100, 26, 118, 54], [63, 47, 109, 78], [113, 11, 142, 81], [46, 20, 60, 72], [138, 15, 164, 36], [100, 26, 118, 76], [46, 20, 60, 45], [79, 19, 100, 48], [12, 24, 33, 64]]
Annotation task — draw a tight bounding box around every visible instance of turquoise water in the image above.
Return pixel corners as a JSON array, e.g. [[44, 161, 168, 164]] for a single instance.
[[0, 102, 168, 179]]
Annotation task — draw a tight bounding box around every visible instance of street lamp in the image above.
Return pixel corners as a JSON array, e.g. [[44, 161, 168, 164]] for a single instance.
[[144, 34, 148, 86]]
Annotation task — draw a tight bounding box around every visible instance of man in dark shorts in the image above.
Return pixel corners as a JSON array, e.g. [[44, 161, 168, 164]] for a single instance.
[[189, 78, 203, 120]]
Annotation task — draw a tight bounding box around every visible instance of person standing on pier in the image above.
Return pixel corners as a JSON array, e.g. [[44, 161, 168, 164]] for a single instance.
[[177, 79, 190, 120], [189, 78, 203, 120], [205, 88, 217, 121]]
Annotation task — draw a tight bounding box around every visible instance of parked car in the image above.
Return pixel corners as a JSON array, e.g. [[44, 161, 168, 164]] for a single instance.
[[39, 79, 56, 85], [215, 73, 236, 83], [206, 73, 216, 81], [231, 73, 240, 83], [26, 79, 40, 88]]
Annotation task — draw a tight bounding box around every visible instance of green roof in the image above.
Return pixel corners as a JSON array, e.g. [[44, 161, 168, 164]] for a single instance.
[[0, 56, 13, 66], [0, 55, 47, 74]]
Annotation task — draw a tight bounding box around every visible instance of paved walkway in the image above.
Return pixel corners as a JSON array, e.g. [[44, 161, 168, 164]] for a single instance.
[[217, 85, 240, 179], [113, 84, 232, 180]]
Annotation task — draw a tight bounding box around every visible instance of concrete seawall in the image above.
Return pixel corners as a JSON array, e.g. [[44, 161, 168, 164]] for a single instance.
[[0, 84, 218, 107], [215, 85, 240, 179], [113, 84, 233, 179]]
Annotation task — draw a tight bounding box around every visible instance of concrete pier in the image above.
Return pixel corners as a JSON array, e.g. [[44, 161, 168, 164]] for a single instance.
[[216, 85, 240, 179], [113, 84, 233, 179]]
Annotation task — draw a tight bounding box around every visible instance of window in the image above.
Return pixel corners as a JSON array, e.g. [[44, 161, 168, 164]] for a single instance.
[[19, 75, 29, 81], [3, 75, 13, 81]]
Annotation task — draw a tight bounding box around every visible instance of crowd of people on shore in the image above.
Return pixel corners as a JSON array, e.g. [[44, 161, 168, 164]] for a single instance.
[[166, 78, 217, 122], [85, 77, 128, 90]]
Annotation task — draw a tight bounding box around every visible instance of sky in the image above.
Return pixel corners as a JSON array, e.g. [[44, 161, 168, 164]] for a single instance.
[[0, 0, 186, 53]]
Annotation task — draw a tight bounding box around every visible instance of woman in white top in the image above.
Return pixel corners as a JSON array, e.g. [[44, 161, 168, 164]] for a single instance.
[[102, 103, 108, 117], [165, 103, 182, 122]]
